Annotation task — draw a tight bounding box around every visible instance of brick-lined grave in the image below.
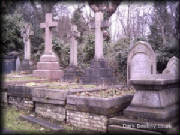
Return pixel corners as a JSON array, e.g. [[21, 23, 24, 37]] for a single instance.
[[2, 72, 136, 133], [66, 87, 135, 132], [2, 73, 49, 111]]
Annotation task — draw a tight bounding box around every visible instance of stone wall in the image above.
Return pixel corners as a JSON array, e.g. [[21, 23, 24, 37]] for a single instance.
[[8, 96, 34, 111], [67, 110, 108, 132], [35, 102, 66, 121]]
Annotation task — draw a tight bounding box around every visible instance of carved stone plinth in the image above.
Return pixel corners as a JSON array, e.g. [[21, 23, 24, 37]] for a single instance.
[[63, 65, 83, 82], [20, 59, 33, 73], [81, 59, 116, 85], [109, 74, 179, 134], [33, 54, 64, 80]]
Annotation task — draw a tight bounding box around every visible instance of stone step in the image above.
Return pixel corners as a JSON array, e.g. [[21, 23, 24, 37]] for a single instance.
[[108, 115, 177, 133], [19, 115, 63, 131], [108, 125, 162, 135]]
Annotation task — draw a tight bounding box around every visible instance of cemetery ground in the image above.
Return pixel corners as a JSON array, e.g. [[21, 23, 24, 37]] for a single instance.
[[1, 72, 134, 134], [2, 106, 97, 134]]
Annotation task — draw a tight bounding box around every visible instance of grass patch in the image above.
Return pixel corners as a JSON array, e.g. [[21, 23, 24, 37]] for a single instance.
[[2, 107, 97, 134], [2, 107, 50, 133]]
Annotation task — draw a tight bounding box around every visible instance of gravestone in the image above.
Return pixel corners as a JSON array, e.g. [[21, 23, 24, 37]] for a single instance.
[[63, 24, 82, 82], [81, 2, 119, 84], [1, 54, 17, 74], [127, 41, 156, 84], [16, 56, 21, 72], [33, 13, 64, 80], [162, 56, 179, 77], [20, 23, 34, 72]]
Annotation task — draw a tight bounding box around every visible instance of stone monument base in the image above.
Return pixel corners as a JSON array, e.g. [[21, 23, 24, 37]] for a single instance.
[[80, 59, 116, 85], [63, 65, 83, 82], [33, 54, 64, 80], [108, 75, 179, 134], [20, 59, 33, 73], [108, 115, 177, 134]]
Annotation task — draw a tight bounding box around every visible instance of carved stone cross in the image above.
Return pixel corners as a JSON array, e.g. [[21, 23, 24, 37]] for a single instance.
[[89, 2, 120, 60], [22, 24, 34, 60], [70, 25, 80, 66], [40, 13, 58, 55]]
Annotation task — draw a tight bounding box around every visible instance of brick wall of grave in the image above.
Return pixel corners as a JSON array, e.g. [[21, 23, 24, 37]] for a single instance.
[[67, 110, 108, 132], [35, 102, 66, 122], [8, 96, 34, 111], [1, 91, 7, 104]]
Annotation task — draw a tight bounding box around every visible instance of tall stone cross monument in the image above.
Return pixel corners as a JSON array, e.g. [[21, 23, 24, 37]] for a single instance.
[[70, 24, 80, 66], [81, 2, 120, 84], [40, 13, 57, 55], [33, 13, 64, 80], [20, 23, 34, 72], [63, 24, 81, 82], [22, 24, 34, 60]]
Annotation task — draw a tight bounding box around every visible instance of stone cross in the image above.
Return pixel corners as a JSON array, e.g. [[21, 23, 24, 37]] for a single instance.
[[22, 24, 34, 60], [40, 13, 58, 55], [94, 11, 104, 60], [69, 25, 80, 66], [89, 2, 119, 60]]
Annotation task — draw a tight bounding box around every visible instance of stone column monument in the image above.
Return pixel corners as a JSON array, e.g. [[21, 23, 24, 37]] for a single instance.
[[33, 13, 64, 80], [64, 24, 82, 82], [81, 1, 120, 84], [70, 25, 80, 66], [20, 23, 34, 72]]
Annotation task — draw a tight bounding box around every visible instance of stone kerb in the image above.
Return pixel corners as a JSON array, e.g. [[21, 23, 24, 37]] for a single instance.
[[6, 83, 47, 111], [32, 87, 104, 122], [127, 41, 156, 85], [66, 94, 133, 116]]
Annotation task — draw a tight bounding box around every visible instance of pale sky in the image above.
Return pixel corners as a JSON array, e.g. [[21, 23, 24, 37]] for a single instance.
[[53, 2, 153, 42]]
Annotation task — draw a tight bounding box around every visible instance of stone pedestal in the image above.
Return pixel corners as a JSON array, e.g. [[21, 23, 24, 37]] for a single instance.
[[33, 13, 64, 80], [81, 59, 116, 85], [63, 66, 83, 82], [33, 54, 64, 80], [108, 74, 179, 134], [20, 59, 33, 73]]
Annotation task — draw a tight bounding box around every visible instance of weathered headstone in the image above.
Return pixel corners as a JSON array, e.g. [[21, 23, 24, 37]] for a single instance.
[[162, 56, 179, 77], [81, 2, 119, 84], [63, 24, 82, 82], [16, 56, 21, 72], [1, 54, 17, 74], [33, 13, 64, 80], [127, 41, 156, 84], [20, 23, 34, 72]]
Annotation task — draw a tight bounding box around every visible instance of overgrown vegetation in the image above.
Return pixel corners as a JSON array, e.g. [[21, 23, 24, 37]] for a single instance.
[[75, 87, 135, 98]]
